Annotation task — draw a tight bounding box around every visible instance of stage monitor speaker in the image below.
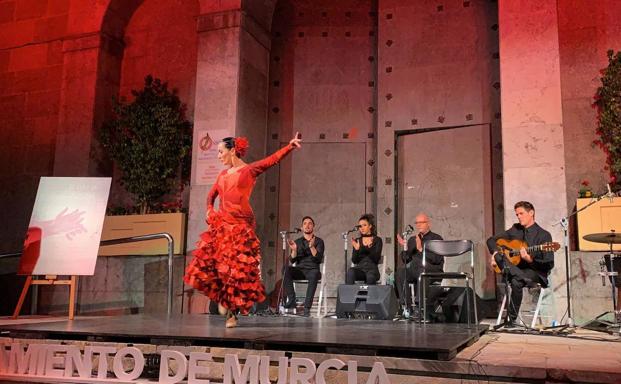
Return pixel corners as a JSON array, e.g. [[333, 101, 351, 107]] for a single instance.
[[426, 286, 482, 323], [336, 284, 398, 320]]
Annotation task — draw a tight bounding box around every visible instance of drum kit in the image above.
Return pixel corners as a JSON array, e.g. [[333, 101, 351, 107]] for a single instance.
[[582, 230, 621, 333]]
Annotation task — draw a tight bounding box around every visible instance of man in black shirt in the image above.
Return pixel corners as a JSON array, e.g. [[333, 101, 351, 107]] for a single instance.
[[283, 216, 325, 317], [487, 201, 554, 325], [395, 213, 444, 311]]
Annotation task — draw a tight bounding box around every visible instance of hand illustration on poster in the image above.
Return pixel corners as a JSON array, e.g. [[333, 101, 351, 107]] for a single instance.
[[17, 178, 111, 276]]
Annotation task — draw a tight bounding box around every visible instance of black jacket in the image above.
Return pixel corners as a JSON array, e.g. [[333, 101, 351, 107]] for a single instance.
[[352, 235, 383, 275], [401, 231, 444, 273], [291, 235, 324, 269]]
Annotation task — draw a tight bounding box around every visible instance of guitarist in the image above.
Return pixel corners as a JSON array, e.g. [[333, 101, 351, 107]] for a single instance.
[[486, 201, 554, 325]]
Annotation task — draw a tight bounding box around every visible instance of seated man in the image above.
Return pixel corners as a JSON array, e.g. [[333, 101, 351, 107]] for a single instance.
[[394, 213, 443, 312], [487, 201, 554, 326], [283, 216, 325, 317]]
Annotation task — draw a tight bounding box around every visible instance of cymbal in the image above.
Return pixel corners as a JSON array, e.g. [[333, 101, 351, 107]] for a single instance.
[[583, 232, 621, 244]]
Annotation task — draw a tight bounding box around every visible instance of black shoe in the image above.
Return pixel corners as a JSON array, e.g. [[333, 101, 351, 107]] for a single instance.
[[284, 297, 297, 309], [504, 319, 519, 329], [303, 308, 311, 317]]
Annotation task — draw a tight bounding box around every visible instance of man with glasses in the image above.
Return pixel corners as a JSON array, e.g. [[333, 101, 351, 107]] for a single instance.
[[395, 213, 444, 316]]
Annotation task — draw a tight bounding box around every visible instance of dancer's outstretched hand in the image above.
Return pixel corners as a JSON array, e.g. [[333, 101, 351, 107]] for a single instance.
[[290, 132, 302, 148]]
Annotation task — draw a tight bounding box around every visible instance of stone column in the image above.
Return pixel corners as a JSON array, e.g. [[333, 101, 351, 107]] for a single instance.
[[499, 1, 568, 321], [188, 9, 271, 251], [54, 33, 122, 176]]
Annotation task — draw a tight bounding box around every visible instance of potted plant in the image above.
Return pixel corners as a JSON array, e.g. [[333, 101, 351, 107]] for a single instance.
[[594, 50, 621, 191], [98, 75, 192, 255], [578, 180, 593, 198]]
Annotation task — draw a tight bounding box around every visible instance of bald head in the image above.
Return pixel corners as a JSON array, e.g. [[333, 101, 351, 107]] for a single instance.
[[414, 213, 431, 234]]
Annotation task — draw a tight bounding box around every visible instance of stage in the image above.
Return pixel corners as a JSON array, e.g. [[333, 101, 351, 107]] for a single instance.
[[0, 314, 487, 361], [3, 315, 621, 383]]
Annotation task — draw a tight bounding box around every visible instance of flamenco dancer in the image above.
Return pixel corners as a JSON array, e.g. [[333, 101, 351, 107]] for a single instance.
[[185, 133, 302, 328]]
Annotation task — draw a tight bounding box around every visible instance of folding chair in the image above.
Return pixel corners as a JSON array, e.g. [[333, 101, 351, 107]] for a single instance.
[[419, 240, 478, 327]]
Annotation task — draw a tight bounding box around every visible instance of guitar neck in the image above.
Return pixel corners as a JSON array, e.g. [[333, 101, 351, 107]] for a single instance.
[[509, 243, 545, 256]]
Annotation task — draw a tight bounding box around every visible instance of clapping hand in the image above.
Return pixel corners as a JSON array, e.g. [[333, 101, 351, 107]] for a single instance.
[[396, 234, 406, 246], [288, 239, 297, 259], [351, 237, 360, 250]]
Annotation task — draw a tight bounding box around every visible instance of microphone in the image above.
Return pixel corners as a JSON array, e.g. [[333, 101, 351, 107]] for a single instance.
[[607, 184, 615, 203], [294, 227, 302, 233], [406, 224, 414, 233], [346, 225, 361, 234]]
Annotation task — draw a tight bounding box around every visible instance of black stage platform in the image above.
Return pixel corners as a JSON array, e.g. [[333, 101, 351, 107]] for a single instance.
[[0, 314, 488, 361]]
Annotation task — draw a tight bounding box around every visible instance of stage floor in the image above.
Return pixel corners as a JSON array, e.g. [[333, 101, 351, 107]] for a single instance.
[[0, 314, 487, 361]]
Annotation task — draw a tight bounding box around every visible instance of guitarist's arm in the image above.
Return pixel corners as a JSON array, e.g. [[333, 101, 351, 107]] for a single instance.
[[486, 225, 517, 268]]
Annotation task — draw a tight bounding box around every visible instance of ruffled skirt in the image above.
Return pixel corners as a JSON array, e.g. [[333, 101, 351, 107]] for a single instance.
[[184, 211, 266, 314]]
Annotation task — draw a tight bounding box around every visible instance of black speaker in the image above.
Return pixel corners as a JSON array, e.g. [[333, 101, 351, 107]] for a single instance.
[[336, 284, 398, 320], [425, 286, 482, 323]]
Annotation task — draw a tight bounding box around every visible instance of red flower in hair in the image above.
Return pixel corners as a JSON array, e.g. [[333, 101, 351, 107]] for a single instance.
[[234, 137, 249, 157]]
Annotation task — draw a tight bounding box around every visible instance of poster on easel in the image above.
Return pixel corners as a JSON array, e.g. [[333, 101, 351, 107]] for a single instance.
[[18, 177, 111, 276]]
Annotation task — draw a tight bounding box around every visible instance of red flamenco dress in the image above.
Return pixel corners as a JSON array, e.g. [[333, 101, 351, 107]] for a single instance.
[[184, 143, 295, 314]]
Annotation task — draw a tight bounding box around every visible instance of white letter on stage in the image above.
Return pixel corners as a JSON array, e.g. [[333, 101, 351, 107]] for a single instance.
[[365, 362, 389, 384], [159, 350, 188, 384], [113, 347, 144, 381], [276, 356, 288, 384], [347, 360, 358, 384], [89, 346, 116, 380], [188, 352, 212, 384], [44, 345, 67, 378], [8, 343, 44, 375], [224, 354, 259, 384], [64, 345, 92, 378], [0, 343, 7, 373], [258, 355, 271, 384], [316, 359, 345, 384], [289, 358, 316, 384]]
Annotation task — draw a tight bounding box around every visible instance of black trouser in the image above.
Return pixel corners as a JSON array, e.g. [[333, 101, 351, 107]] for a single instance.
[[346, 267, 379, 284], [282, 265, 321, 309], [494, 253, 547, 321], [395, 262, 442, 307], [394, 263, 422, 306]]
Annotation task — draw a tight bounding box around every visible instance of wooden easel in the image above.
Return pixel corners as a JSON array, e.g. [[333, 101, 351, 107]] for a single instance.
[[13, 275, 78, 320]]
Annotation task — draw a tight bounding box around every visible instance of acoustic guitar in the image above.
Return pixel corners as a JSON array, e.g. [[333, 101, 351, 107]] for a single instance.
[[493, 238, 560, 274]]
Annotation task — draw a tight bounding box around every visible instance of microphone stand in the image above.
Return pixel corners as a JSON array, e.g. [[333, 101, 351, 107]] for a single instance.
[[398, 229, 413, 319], [276, 229, 300, 315], [342, 227, 360, 282], [549, 189, 611, 330]]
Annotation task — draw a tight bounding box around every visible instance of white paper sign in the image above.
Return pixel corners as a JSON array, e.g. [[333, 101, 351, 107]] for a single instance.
[[18, 177, 111, 276], [194, 129, 229, 186]]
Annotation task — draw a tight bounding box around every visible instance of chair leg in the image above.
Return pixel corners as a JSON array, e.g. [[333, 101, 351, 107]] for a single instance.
[[496, 293, 507, 326], [531, 287, 545, 328], [419, 276, 426, 323], [465, 278, 471, 328], [472, 277, 478, 325], [317, 281, 324, 318]]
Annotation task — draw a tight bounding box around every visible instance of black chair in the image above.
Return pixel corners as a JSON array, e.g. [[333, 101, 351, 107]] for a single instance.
[[418, 240, 478, 327]]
